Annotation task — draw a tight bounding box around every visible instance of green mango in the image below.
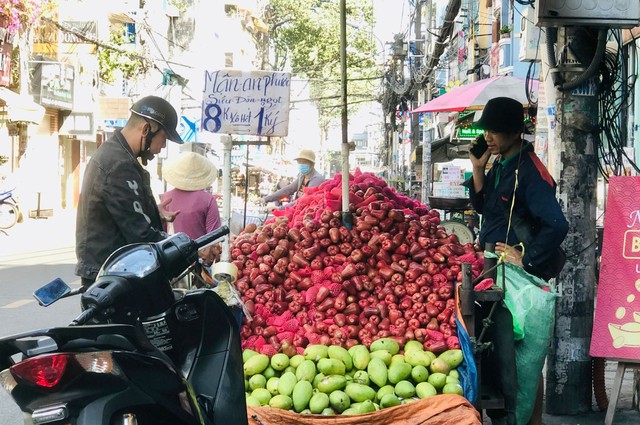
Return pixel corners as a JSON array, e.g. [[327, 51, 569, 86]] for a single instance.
[[351, 345, 371, 370], [387, 362, 412, 384], [277, 371, 298, 397], [246, 395, 261, 407], [442, 383, 464, 395], [266, 377, 280, 395], [429, 358, 451, 375], [243, 354, 269, 376], [403, 340, 424, 352], [251, 388, 272, 405], [248, 374, 266, 390], [321, 407, 335, 415], [296, 359, 317, 382], [317, 375, 347, 393], [375, 385, 395, 403], [427, 372, 447, 391], [328, 345, 353, 370], [292, 380, 313, 412], [270, 353, 290, 371], [313, 372, 326, 389], [370, 337, 400, 355], [309, 391, 330, 414], [289, 354, 305, 368], [415, 382, 438, 399], [369, 349, 392, 366], [405, 350, 432, 368], [269, 394, 292, 410], [243, 349, 259, 363], [317, 358, 346, 376], [394, 380, 416, 399], [345, 383, 376, 402], [411, 365, 429, 383], [304, 344, 329, 361], [353, 370, 370, 386], [357, 399, 376, 414], [367, 357, 388, 387], [380, 393, 401, 408], [438, 349, 464, 369], [329, 390, 351, 413]]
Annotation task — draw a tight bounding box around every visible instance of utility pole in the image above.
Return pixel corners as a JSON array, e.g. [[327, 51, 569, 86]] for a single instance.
[[421, 0, 433, 203], [545, 26, 600, 415], [409, 0, 422, 196]]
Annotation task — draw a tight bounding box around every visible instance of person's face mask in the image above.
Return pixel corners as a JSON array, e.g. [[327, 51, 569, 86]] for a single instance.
[[299, 164, 311, 175]]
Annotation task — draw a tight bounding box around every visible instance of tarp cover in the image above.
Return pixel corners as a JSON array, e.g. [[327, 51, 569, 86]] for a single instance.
[[247, 394, 481, 425]]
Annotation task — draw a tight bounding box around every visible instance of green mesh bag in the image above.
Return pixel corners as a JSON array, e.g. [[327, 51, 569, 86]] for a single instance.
[[488, 252, 558, 424]]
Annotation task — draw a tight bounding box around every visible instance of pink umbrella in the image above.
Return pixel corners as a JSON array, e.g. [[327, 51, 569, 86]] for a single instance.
[[411, 76, 538, 114]]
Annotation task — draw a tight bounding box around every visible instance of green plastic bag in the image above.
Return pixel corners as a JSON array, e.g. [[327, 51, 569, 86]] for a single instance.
[[487, 252, 558, 424]]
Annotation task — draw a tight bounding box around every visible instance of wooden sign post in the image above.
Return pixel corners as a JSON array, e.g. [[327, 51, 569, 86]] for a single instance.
[[590, 176, 640, 424]]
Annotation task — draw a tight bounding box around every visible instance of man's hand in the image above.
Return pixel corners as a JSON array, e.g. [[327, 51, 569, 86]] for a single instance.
[[199, 244, 221, 266], [159, 197, 180, 222], [495, 242, 524, 267]]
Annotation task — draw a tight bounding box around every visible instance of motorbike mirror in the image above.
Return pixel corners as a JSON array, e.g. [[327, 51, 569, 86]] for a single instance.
[[33, 278, 71, 306]]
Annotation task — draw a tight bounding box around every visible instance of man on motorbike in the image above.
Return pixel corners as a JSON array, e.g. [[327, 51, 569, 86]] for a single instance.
[[75, 96, 184, 287]]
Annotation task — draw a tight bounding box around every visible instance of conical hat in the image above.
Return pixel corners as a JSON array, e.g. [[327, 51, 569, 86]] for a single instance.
[[163, 152, 217, 191]]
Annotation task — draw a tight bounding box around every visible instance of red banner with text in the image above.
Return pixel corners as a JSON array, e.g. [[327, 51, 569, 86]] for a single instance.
[[591, 176, 640, 360]]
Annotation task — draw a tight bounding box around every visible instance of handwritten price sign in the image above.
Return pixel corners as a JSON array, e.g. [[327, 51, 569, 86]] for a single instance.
[[202, 69, 291, 136], [591, 176, 640, 360]]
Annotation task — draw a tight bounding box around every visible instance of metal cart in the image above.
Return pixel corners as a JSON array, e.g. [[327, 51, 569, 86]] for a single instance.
[[458, 245, 508, 414]]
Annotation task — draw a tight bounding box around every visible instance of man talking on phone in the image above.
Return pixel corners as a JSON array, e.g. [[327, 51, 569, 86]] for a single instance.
[[463, 97, 568, 425]]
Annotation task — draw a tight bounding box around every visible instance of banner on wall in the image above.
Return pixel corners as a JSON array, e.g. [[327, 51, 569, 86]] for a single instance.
[[591, 176, 640, 360]]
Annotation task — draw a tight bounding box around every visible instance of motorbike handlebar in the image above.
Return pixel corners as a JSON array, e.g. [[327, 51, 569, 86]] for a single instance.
[[194, 225, 230, 249], [71, 307, 97, 326]]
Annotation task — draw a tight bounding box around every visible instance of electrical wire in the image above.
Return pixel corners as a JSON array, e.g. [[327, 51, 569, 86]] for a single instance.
[[596, 30, 639, 179]]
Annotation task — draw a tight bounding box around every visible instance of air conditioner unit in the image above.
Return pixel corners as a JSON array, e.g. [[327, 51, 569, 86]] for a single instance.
[[538, 0, 640, 28], [519, 7, 542, 62]]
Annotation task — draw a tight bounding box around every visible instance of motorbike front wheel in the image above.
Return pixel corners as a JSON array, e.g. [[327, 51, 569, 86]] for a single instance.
[[0, 201, 18, 229]]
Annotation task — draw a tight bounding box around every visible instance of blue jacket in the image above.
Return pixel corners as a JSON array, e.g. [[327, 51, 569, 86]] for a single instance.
[[463, 142, 568, 277]]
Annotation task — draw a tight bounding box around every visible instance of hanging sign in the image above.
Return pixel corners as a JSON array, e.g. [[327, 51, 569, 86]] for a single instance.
[[201, 69, 291, 137], [591, 176, 640, 360]]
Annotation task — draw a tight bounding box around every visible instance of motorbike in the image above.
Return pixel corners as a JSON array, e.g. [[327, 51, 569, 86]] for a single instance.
[[0, 188, 22, 229], [0, 225, 248, 425]]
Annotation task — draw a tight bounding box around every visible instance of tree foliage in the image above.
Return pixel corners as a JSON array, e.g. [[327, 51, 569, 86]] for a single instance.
[[264, 0, 380, 125], [0, 0, 55, 34], [97, 28, 146, 84]]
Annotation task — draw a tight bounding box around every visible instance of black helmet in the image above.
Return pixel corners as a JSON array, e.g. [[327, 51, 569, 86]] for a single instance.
[[130, 96, 184, 144]]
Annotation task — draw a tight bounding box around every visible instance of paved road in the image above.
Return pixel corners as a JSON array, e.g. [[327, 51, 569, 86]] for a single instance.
[[0, 210, 79, 424]]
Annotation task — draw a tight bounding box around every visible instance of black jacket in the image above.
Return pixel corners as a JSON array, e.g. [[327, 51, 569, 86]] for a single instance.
[[463, 142, 569, 277], [75, 130, 166, 280]]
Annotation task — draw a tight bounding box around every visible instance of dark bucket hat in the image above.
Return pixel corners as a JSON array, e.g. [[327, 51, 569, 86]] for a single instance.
[[131, 96, 184, 144], [474, 97, 524, 133]]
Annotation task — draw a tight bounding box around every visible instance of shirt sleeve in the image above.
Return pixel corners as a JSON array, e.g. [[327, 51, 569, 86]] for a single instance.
[[308, 171, 325, 188], [103, 161, 165, 244], [519, 166, 569, 274], [264, 179, 298, 202], [462, 175, 485, 214]]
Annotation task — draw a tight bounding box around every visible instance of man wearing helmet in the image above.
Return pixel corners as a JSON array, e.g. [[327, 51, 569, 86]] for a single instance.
[[75, 96, 185, 286]]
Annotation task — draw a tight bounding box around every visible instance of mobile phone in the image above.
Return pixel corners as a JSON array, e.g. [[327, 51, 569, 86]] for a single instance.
[[33, 278, 71, 306], [470, 134, 488, 158]]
